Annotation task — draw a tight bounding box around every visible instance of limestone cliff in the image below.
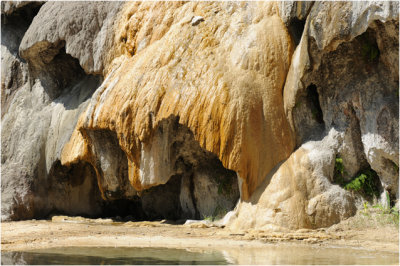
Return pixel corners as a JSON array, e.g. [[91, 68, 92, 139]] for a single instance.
[[1, 1, 398, 230]]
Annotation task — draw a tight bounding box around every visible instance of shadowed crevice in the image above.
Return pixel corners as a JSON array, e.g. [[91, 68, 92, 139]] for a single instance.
[[288, 17, 306, 46]]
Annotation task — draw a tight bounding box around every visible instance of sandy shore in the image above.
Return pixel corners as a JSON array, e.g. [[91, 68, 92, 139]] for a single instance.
[[1, 215, 398, 254]]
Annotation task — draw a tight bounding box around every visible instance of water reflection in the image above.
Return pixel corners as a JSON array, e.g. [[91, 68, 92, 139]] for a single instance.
[[223, 245, 399, 265], [1, 247, 228, 265], [1, 246, 398, 265]]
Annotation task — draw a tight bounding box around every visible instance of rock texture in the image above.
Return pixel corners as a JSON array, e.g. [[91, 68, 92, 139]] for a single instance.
[[19, 1, 122, 75], [229, 129, 357, 230], [228, 1, 399, 230], [1, 1, 106, 220], [61, 1, 295, 202], [1, 1, 398, 230], [284, 1, 399, 197]]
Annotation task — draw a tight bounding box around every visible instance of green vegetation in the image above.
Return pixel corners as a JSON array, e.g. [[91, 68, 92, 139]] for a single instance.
[[361, 192, 399, 226], [334, 157, 346, 186], [334, 156, 380, 198], [335, 158, 398, 226], [203, 215, 213, 221], [344, 168, 380, 198], [212, 204, 227, 220]]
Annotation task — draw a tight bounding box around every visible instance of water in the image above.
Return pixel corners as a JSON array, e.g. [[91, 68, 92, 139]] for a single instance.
[[1, 247, 227, 265], [1, 246, 399, 265]]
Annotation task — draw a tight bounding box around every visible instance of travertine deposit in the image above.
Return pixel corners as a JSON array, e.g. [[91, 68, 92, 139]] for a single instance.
[[1, 1, 398, 230]]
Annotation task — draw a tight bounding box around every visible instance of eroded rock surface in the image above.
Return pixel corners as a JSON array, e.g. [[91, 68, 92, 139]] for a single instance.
[[284, 1, 399, 199], [61, 1, 295, 202], [229, 129, 357, 230], [1, 1, 398, 231], [1, 1, 105, 220], [228, 0, 399, 230]]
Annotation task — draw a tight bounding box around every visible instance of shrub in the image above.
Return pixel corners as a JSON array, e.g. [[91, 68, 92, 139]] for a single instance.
[[333, 156, 380, 198], [344, 168, 380, 198], [333, 156, 346, 186]]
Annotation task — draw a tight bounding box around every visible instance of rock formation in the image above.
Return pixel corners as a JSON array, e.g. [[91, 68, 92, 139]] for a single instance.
[[1, 1, 398, 230]]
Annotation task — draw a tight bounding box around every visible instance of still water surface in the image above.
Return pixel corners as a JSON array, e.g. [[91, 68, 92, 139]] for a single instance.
[[1, 246, 399, 265]]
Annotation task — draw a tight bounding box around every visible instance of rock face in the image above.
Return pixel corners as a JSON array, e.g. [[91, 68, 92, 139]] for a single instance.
[[1, 2, 105, 220], [228, 1, 399, 230], [19, 1, 122, 75], [61, 1, 295, 202], [1, 1, 398, 230], [229, 129, 357, 230], [283, 1, 399, 197]]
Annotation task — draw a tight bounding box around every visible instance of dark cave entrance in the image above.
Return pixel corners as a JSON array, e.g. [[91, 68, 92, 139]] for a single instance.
[[288, 17, 306, 46], [306, 84, 324, 125], [292, 83, 325, 146], [30, 44, 103, 101], [135, 116, 240, 222], [1, 2, 43, 28], [45, 116, 240, 222]]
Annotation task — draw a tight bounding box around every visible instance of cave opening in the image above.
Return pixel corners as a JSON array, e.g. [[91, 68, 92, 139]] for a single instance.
[[43, 159, 147, 221], [288, 17, 306, 46], [33, 44, 101, 101], [306, 84, 324, 124], [44, 117, 241, 223], [358, 30, 380, 64], [1, 1, 43, 38], [40, 160, 105, 219], [136, 116, 240, 222], [292, 83, 326, 146], [333, 156, 383, 202]]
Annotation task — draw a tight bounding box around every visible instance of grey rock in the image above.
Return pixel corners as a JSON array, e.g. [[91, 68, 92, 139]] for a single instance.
[[19, 1, 123, 75], [278, 1, 314, 25], [86, 129, 136, 200], [1, 1, 43, 16], [1, 1, 42, 116], [1, 2, 120, 220], [284, 1, 399, 202], [307, 1, 399, 51], [139, 116, 240, 220]]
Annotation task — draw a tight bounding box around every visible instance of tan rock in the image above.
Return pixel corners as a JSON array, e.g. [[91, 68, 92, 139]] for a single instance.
[[228, 129, 356, 230], [62, 1, 295, 200]]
